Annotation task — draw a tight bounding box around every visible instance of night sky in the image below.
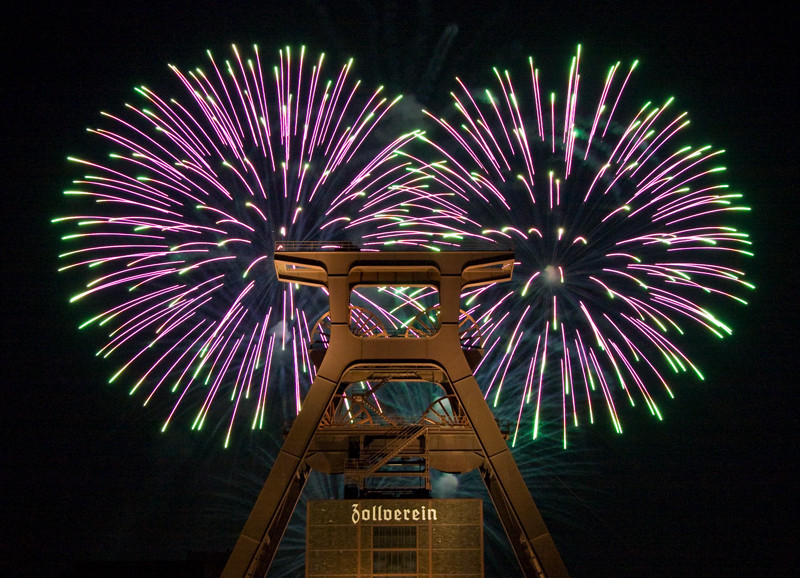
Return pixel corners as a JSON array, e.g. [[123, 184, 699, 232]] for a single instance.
[[3, 2, 797, 576]]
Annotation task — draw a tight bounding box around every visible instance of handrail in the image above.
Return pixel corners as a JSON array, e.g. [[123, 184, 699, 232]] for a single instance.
[[274, 240, 513, 252], [275, 240, 360, 252]]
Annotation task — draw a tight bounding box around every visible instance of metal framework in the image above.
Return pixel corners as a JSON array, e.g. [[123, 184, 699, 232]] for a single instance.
[[222, 245, 569, 577]]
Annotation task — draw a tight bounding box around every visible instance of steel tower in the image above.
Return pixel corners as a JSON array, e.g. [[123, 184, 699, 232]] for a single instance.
[[223, 243, 568, 577]]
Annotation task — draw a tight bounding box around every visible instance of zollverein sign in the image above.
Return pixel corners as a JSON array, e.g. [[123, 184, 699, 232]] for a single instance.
[[307, 499, 484, 577]]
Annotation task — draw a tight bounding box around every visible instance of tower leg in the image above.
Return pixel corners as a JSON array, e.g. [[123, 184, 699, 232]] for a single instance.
[[449, 373, 569, 578], [222, 374, 342, 578]]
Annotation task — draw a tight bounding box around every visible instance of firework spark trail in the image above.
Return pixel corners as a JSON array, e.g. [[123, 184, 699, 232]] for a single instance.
[[55, 45, 417, 446], [353, 46, 754, 446]]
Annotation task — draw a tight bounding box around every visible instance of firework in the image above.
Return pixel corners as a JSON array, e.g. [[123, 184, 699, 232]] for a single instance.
[[54, 45, 415, 446], [353, 46, 754, 447]]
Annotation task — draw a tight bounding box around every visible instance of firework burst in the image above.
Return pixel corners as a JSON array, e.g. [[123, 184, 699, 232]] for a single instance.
[[353, 46, 754, 447], [54, 45, 415, 446]]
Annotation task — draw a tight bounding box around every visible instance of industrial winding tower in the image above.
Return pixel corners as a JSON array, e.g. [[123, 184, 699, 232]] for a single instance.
[[223, 242, 568, 577]]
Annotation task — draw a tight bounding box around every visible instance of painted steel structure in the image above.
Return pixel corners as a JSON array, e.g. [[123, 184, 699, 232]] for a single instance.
[[223, 245, 568, 577]]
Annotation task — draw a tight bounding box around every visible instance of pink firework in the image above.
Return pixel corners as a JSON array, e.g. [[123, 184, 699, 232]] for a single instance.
[[352, 46, 754, 447]]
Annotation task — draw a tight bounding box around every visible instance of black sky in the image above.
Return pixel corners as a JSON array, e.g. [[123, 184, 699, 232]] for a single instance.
[[3, 1, 797, 576]]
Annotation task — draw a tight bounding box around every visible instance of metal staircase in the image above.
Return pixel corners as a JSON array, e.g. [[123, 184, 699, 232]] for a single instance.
[[343, 423, 430, 497]]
